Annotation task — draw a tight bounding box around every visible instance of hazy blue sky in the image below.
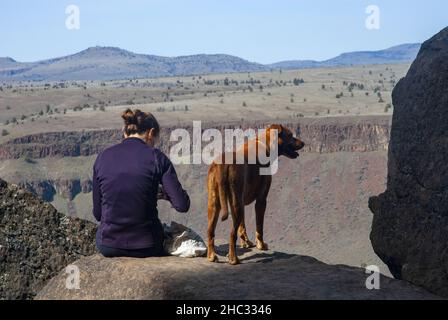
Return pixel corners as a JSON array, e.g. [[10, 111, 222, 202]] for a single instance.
[[0, 0, 446, 63]]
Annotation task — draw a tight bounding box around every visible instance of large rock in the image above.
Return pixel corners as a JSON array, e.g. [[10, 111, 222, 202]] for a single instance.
[[0, 178, 97, 299], [369, 27, 448, 297], [36, 247, 438, 300]]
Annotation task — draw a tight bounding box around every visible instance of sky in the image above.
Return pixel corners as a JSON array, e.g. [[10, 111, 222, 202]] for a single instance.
[[0, 0, 447, 64]]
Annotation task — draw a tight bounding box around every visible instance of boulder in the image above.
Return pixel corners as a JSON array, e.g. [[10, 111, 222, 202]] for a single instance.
[[36, 246, 438, 300], [0, 178, 97, 299], [369, 27, 448, 297]]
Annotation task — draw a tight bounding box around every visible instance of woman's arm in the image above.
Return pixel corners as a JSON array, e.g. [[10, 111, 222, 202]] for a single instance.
[[158, 152, 190, 213], [92, 158, 102, 222]]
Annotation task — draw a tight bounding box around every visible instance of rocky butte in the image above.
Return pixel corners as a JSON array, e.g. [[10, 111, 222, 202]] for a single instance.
[[369, 27, 448, 297]]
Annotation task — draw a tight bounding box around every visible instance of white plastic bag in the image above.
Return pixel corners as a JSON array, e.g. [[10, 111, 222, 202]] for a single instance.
[[163, 221, 207, 258]]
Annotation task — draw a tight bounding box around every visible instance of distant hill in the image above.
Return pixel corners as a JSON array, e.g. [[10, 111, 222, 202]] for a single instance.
[[0, 47, 266, 81], [270, 43, 421, 70], [0, 57, 18, 67], [0, 44, 420, 82]]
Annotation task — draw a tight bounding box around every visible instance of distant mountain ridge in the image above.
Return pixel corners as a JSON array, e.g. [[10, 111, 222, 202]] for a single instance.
[[0, 43, 420, 82], [269, 43, 421, 69]]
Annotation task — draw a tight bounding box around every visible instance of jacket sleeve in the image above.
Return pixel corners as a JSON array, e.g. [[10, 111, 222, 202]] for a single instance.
[[158, 151, 190, 213], [92, 156, 102, 222]]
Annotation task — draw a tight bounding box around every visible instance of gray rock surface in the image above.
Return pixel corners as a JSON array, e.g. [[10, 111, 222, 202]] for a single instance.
[[369, 27, 448, 297], [0, 178, 97, 299], [36, 246, 438, 300]]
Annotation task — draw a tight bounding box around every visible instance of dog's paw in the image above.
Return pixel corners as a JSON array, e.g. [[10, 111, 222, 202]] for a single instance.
[[228, 256, 240, 265], [256, 241, 269, 251], [240, 239, 255, 249], [207, 252, 219, 263]]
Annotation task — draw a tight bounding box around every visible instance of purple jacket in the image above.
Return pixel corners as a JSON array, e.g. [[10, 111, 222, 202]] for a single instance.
[[93, 137, 190, 249]]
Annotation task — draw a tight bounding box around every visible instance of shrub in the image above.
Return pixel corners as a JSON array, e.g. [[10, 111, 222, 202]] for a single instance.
[[293, 78, 304, 86], [1, 129, 9, 136]]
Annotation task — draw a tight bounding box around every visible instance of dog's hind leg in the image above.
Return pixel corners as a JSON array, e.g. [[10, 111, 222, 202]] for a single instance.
[[228, 201, 243, 265], [227, 166, 245, 265], [207, 178, 221, 263]]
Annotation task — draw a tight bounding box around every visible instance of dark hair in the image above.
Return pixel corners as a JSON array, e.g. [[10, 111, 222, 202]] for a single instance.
[[122, 109, 160, 137]]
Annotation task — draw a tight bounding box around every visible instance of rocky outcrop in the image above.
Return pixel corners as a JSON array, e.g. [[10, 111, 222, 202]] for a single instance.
[[0, 179, 97, 300], [369, 27, 448, 297], [0, 116, 391, 160], [36, 247, 438, 300]]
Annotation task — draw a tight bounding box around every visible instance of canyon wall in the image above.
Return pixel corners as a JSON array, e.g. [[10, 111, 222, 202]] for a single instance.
[[0, 116, 390, 160]]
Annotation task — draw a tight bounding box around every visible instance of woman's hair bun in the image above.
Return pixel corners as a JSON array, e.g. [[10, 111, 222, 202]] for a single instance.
[[121, 108, 160, 137], [121, 108, 137, 125]]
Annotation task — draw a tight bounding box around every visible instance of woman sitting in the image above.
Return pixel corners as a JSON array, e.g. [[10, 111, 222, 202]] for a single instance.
[[92, 109, 190, 258]]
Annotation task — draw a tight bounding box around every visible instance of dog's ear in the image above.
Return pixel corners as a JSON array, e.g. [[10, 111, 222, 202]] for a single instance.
[[265, 124, 283, 139], [263, 124, 286, 151]]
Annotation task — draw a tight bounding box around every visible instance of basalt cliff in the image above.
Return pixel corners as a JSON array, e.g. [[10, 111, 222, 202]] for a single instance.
[[369, 27, 448, 297], [0, 116, 390, 160]]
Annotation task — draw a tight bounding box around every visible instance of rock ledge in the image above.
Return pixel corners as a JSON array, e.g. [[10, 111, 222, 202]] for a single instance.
[[36, 248, 438, 300]]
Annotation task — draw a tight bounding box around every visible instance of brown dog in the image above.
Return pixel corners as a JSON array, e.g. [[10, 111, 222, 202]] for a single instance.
[[206, 124, 305, 265]]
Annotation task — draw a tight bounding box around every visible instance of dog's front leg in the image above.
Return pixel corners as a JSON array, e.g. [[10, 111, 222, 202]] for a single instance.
[[207, 182, 220, 263], [255, 198, 269, 251], [238, 215, 255, 248]]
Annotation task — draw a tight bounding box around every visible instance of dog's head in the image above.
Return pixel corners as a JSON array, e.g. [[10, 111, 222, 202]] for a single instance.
[[265, 124, 305, 159]]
